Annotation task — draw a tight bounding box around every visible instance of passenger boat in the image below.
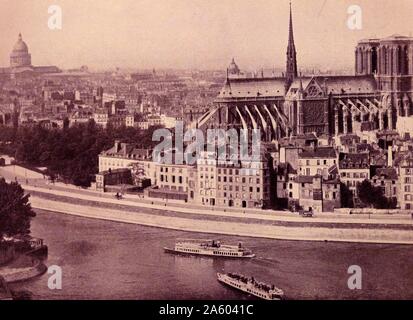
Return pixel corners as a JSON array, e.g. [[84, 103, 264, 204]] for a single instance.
[[164, 239, 255, 258], [217, 272, 284, 300]]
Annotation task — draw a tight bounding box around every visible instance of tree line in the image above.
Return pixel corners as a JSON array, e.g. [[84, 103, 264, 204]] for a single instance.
[[0, 121, 162, 187]]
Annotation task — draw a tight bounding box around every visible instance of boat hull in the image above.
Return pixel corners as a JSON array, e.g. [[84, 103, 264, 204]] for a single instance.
[[217, 273, 282, 300], [163, 247, 255, 259]]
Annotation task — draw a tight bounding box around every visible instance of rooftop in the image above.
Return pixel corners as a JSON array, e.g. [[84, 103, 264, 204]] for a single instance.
[[299, 147, 337, 159]]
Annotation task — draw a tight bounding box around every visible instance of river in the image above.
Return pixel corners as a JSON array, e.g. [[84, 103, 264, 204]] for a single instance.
[[9, 209, 413, 300]]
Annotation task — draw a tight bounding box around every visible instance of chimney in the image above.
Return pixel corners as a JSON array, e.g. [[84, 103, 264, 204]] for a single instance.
[[387, 145, 393, 167], [114, 140, 120, 153]]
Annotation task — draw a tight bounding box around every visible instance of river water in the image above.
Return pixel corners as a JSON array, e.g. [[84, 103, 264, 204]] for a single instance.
[[9, 209, 413, 300]]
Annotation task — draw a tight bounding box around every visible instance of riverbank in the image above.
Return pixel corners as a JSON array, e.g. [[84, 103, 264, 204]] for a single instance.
[[28, 191, 413, 244], [1, 165, 413, 244], [0, 254, 47, 284]]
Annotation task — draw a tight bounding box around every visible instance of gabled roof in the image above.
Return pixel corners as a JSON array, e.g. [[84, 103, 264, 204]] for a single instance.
[[299, 147, 337, 159], [314, 75, 377, 95], [339, 152, 369, 169], [373, 168, 398, 180], [218, 77, 286, 99]]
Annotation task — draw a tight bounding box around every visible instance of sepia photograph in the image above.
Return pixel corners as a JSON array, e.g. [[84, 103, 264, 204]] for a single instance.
[[0, 0, 412, 311]]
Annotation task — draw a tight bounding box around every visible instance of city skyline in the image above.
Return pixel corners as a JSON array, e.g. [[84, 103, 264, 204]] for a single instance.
[[1, 0, 413, 71]]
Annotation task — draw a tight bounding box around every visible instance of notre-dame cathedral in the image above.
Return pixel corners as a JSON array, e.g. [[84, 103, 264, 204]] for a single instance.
[[196, 4, 413, 141]]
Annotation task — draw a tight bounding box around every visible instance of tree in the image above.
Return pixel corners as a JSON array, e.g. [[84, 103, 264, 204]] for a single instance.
[[340, 182, 354, 208], [357, 179, 396, 209], [0, 178, 36, 237], [357, 179, 378, 207]]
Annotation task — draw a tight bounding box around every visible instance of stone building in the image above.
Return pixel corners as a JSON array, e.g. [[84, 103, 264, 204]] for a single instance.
[[98, 141, 155, 182], [372, 168, 398, 203], [396, 154, 413, 210], [296, 175, 340, 212], [0, 34, 60, 78], [298, 147, 337, 177], [338, 153, 370, 199], [95, 168, 132, 192]]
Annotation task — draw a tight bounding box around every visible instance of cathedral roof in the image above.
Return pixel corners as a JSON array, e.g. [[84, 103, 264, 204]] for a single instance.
[[218, 77, 286, 99], [313, 75, 377, 94]]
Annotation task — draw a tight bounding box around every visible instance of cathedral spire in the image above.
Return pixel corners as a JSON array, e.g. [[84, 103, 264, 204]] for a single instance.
[[285, 1, 298, 90], [288, 2, 294, 45]]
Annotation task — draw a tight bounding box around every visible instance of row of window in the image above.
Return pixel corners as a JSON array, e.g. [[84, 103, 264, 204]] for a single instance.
[[341, 172, 368, 179], [159, 167, 184, 174], [218, 168, 265, 175], [300, 159, 336, 166], [284, 182, 338, 189], [218, 185, 261, 193], [159, 174, 185, 184], [218, 176, 261, 184], [219, 192, 261, 200]]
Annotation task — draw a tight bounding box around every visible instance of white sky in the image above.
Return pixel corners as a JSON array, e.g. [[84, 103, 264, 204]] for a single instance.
[[1, 0, 412, 70]]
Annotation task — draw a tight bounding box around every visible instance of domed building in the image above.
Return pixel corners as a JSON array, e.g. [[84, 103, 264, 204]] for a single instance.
[[0, 33, 60, 78], [226, 58, 246, 79], [228, 58, 240, 75], [10, 33, 32, 68]]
